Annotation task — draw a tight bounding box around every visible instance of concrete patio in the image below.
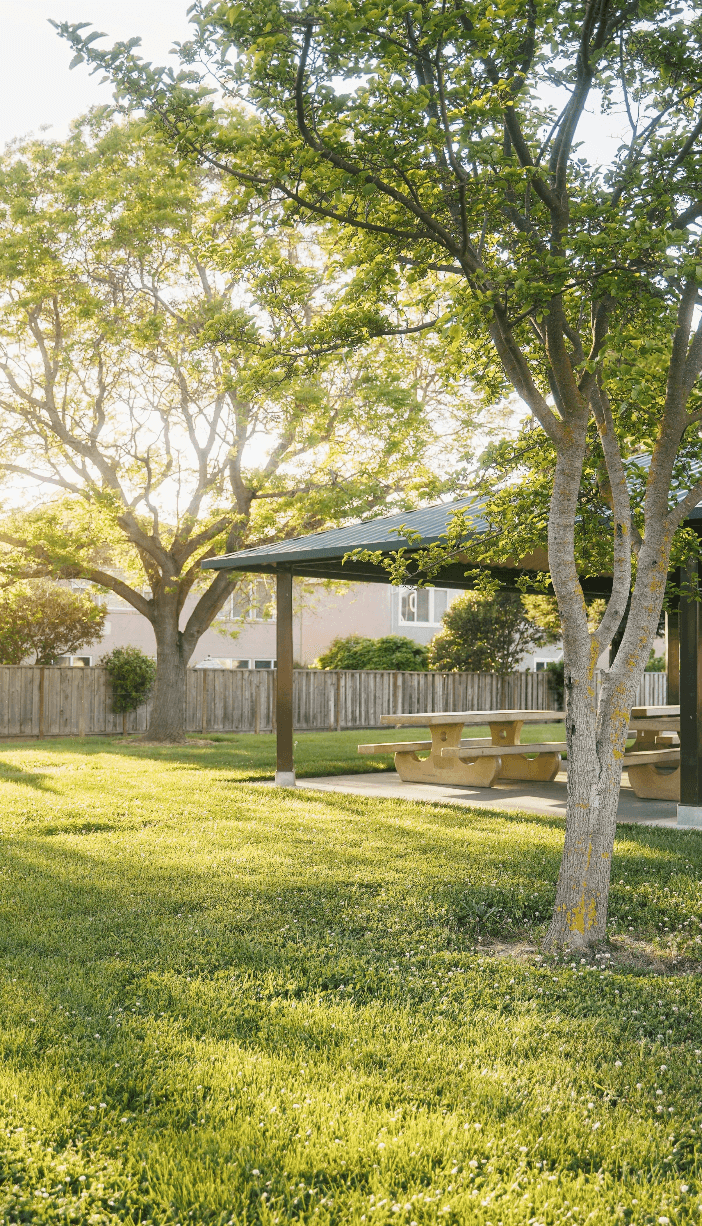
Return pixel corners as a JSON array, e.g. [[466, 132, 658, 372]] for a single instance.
[[294, 767, 681, 828]]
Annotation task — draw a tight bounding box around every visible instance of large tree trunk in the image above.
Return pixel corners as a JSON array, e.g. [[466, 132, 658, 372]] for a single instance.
[[146, 601, 191, 743]]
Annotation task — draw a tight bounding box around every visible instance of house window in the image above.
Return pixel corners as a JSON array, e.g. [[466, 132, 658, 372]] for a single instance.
[[225, 578, 275, 622], [399, 587, 451, 626]]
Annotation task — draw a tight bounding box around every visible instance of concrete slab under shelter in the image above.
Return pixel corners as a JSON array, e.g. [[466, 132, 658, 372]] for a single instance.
[[291, 768, 679, 829]]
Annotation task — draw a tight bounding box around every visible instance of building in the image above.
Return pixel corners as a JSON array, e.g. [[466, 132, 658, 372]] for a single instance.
[[61, 578, 566, 671]]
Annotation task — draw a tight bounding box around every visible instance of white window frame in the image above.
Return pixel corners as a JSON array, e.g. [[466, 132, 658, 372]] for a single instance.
[[398, 587, 450, 627]]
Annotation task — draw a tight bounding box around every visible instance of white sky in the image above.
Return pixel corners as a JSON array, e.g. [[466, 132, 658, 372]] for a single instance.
[[0, 1, 193, 148], [1, 2, 630, 156]]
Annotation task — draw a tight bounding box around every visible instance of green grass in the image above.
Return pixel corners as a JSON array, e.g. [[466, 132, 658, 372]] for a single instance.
[[185, 722, 566, 780], [0, 731, 701, 1226]]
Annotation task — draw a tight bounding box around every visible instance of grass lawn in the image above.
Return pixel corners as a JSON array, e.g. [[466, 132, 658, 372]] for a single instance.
[[160, 722, 567, 781], [0, 731, 701, 1225]]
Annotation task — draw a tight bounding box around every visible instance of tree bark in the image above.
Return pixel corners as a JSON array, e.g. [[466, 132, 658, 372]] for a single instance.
[[545, 549, 669, 948], [145, 600, 191, 743]]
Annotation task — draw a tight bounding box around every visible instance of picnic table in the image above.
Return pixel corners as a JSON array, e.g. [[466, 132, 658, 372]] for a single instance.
[[358, 704, 682, 798], [358, 709, 566, 787], [624, 706, 680, 800]]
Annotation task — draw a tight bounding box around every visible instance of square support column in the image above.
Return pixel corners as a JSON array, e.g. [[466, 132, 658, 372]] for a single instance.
[[275, 566, 295, 787], [678, 557, 702, 826], [666, 608, 679, 705]]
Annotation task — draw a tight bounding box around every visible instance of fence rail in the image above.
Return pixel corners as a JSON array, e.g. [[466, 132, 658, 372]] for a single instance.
[[0, 665, 668, 739]]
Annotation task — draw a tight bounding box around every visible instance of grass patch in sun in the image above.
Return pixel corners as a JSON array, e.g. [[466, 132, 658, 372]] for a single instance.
[[0, 731, 700, 1224]]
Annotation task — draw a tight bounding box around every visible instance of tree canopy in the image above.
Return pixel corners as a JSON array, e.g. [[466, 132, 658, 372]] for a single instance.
[[0, 580, 106, 666], [428, 592, 546, 675], [0, 114, 466, 739]]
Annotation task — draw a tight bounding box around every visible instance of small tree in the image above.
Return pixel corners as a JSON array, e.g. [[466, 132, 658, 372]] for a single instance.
[[316, 634, 429, 670], [428, 593, 544, 676], [0, 581, 106, 666], [101, 647, 157, 714]]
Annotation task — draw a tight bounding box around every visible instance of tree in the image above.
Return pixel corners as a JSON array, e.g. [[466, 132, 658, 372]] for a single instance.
[[316, 634, 429, 670], [428, 592, 544, 675], [0, 116, 458, 742], [58, 0, 702, 943], [0, 580, 106, 665]]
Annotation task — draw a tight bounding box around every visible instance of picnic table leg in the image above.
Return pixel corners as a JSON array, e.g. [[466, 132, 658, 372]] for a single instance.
[[394, 722, 500, 787], [489, 719, 562, 782], [626, 763, 680, 800]]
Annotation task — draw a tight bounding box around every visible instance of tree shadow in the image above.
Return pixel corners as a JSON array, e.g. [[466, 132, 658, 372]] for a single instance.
[[0, 758, 57, 791]]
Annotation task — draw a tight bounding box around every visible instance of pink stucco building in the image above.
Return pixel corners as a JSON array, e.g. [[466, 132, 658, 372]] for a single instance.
[[61, 579, 565, 671]]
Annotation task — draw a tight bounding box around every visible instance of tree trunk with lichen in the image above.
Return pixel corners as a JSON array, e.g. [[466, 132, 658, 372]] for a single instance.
[[544, 508, 672, 948]]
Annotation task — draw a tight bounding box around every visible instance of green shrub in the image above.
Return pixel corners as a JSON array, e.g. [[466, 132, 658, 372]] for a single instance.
[[428, 591, 545, 674], [645, 648, 665, 672], [546, 659, 565, 707], [101, 646, 157, 713], [316, 634, 429, 670]]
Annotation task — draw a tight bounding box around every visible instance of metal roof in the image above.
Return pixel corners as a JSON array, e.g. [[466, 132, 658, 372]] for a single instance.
[[201, 496, 579, 590]]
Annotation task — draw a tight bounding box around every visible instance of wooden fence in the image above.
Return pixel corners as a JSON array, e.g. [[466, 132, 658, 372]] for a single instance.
[[0, 664, 667, 739]]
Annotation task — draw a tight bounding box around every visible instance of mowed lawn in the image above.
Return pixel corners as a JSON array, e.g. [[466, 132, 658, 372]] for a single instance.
[[0, 733, 701, 1225]]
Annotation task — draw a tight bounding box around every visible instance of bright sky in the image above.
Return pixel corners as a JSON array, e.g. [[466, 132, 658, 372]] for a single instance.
[[0, 1, 193, 148], [1, 2, 630, 156]]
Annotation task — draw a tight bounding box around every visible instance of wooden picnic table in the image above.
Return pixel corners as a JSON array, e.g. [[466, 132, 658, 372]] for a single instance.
[[359, 709, 566, 787], [359, 704, 683, 797]]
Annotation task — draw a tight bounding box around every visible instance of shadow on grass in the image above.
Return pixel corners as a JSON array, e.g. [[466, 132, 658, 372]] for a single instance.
[[0, 759, 57, 791], [0, 732, 402, 782], [1, 811, 700, 1053]]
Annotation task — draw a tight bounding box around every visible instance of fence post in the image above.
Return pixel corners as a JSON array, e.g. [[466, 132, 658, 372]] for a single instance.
[[254, 677, 261, 734], [38, 667, 45, 739], [78, 670, 86, 738], [201, 669, 207, 735]]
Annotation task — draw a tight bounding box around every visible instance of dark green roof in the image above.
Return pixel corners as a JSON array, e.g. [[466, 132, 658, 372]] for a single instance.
[[202, 498, 485, 586]]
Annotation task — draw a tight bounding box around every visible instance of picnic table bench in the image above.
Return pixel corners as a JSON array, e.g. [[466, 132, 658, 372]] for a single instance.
[[359, 709, 566, 787], [624, 706, 680, 800]]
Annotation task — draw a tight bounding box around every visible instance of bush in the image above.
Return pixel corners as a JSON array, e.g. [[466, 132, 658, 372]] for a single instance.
[[645, 649, 665, 672], [545, 659, 565, 707], [316, 634, 429, 670], [428, 591, 545, 675], [101, 646, 157, 713]]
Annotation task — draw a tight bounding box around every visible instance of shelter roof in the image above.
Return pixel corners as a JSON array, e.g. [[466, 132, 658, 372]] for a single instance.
[[201, 496, 605, 590]]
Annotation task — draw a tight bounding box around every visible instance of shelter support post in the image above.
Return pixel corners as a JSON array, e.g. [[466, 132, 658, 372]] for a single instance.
[[275, 566, 296, 787], [666, 608, 680, 704], [678, 557, 702, 825]]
